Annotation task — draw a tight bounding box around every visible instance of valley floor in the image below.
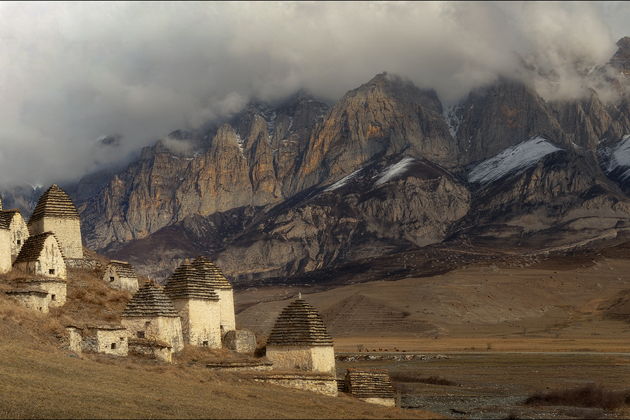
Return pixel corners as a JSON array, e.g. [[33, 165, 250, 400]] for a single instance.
[[236, 253, 630, 418]]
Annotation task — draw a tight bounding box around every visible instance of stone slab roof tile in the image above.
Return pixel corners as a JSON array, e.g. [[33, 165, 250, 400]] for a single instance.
[[164, 262, 219, 301], [267, 299, 333, 347], [345, 368, 395, 399], [0, 209, 21, 230], [192, 256, 233, 290], [107, 261, 138, 279], [28, 184, 79, 224], [13, 232, 63, 264], [122, 283, 180, 318]]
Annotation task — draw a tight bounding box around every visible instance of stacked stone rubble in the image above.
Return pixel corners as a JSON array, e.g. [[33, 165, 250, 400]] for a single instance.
[[345, 368, 396, 407]]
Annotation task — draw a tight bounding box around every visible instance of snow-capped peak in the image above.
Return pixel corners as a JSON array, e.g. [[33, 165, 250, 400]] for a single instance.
[[468, 137, 562, 184], [604, 134, 630, 181]]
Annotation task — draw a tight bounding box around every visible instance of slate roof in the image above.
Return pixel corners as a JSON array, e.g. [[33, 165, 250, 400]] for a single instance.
[[0, 209, 21, 230], [345, 369, 395, 399], [267, 299, 333, 346], [13, 232, 63, 264], [191, 256, 233, 290], [121, 282, 180, 318], [28, 184, 79, 224], [107, 260, 138, 279], [164, 262, 219, 301]]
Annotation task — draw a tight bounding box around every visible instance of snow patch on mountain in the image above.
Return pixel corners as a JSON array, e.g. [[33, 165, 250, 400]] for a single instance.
[[604, 134, 630, 180], [375, 157, 416, 186], [468, 137, 562, 184], [324, 168, 363, 192]]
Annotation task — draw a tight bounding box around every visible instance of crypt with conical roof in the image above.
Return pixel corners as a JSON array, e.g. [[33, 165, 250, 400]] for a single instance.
[[266, 297, 336, 374]]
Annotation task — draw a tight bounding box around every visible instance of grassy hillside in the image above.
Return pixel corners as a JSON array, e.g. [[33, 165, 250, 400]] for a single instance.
[[0, 268, 437, 419]]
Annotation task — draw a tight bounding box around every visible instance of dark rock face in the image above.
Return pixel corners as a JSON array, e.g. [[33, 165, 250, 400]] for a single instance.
[[47, 37, 630, 281], [216, 156, 470, 282]]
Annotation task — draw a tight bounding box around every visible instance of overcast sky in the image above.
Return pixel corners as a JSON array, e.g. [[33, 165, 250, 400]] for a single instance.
[[0, 1, 628, 187]]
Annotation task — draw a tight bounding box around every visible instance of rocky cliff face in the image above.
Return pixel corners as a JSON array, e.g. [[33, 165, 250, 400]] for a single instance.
[[54, 38, 630, 281], [81, 93, 329, 250]]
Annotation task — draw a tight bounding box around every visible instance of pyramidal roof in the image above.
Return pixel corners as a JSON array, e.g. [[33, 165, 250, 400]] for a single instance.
[[28, 184, 79, 224], [345, 369, 395, 399], [191, 256, 233, 290], [107, 260, 138, 279], [267, 299, 333, 347], [122, 282, 179, 318], [164, 262, 219, 301], [0, 209, 22, 230], [14, 232, 63, 264]]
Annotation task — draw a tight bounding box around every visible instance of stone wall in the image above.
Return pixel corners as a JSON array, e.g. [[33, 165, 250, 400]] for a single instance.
[[66, 258, 103, 271], [0, 229, 11, 274], [15, 280, 66, 307], [223, 329, 257, 353], [103, 265, 139, 292], [6, 291, 49, 313], [8, 214, 28, 260], [266, 345, 336, 374], [121, 316, 184, 352], [29, 217, 83, 259], [13, 235, 67, 280], [172, 298, 221, 348], [251, 373, 338, 396], [128, 339, 173, 363], [83, 329, 128, 356], [217, 289, 236, 333], [66, 327, 82, 353]]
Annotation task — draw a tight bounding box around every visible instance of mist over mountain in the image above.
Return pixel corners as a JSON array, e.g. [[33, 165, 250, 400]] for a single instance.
[[1, 2, 629, 187]]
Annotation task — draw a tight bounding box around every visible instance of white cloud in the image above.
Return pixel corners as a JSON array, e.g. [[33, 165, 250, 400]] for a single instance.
[[0, 1, 626, 186]]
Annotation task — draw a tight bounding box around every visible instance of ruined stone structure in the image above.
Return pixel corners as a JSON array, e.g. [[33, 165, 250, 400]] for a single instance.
[[5, 289, 50, 313], [121, 282, 184, 352], [192, 256, 236, 334], [0, 210, 29, 261], [128, 338, 173, 363], [345, 368, 396, 407], [82, 326, 129, 356], [13, 232, 67, 280], [103, 260, 139, 293], [0, 219, 11, 274], [223, 329, 257, 353], [14, 278, 66, 307], [266, 298, 336, 374], [250, 373, 338, 396], [66, 326, 83, 353], [164, 261, 221, 348], [28, 184, 83, 259]]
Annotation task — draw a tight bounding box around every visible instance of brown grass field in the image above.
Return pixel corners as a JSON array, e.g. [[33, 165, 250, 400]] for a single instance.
[[0, 267, 440, 419]]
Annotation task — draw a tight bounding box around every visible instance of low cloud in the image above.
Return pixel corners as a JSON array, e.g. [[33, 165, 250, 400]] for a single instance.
[[0, 2, 626, 187]]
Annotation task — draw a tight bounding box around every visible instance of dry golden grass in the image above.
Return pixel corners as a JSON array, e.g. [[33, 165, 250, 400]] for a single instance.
[[0, 341, 437, 419]]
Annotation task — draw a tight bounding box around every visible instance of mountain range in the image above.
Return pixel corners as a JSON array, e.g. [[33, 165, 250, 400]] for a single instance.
[[4, 37, 630, 284]]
